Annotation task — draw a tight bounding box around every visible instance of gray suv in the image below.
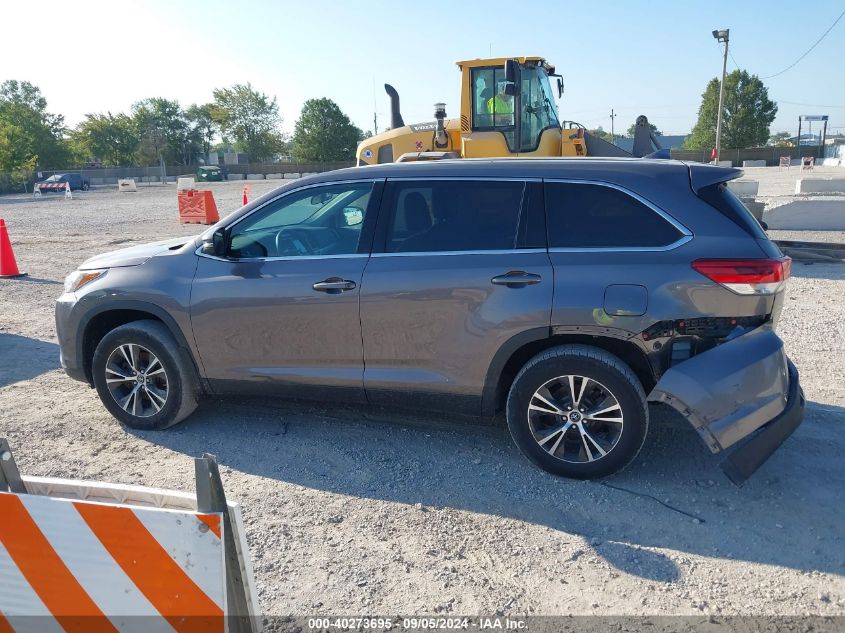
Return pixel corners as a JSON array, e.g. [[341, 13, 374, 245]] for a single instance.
[[56, 159, 804, 483]]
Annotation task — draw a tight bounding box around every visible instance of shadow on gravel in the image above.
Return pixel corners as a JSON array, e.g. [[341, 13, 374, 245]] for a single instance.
[[132, 396, 845, 583], [8, 276, 62, 285], [0, 334, 59, 388]]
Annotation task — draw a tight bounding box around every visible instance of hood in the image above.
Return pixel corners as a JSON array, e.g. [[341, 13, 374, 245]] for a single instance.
[[79, 236, 195, 270]]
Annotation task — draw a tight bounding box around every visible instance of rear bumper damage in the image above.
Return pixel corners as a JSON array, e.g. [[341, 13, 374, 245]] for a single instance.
[[648, 324, 804, 485], [719, 360, 803, 485]]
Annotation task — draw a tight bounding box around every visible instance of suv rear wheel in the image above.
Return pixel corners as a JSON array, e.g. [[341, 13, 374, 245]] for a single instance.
[[506, 345, 648, 479], [92, 320, 198, 430]]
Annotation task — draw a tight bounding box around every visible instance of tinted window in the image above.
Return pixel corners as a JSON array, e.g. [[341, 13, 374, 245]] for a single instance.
[[544, 182, 683, 248], [385, 180, 525, 253], [697, 183, 767, 238], [228, 182, 373, 258]]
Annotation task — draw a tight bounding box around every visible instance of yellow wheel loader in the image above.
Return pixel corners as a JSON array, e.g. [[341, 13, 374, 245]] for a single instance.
[[356, 56, 664, 165]]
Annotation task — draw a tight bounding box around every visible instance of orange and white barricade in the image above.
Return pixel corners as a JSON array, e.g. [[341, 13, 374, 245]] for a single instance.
[[0, 441, 260, 633]]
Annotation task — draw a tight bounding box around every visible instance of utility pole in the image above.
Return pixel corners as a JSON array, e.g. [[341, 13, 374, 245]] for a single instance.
[[712, 29, 730, 163], [610, 109, 617, 145]]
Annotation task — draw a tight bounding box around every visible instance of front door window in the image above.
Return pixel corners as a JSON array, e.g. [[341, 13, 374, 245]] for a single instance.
[[228, 183, 373, 259]]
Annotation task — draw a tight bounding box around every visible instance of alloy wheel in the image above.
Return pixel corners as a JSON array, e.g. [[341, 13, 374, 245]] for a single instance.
[[527, 374, 624, 463], [104, 343, 168, 418]]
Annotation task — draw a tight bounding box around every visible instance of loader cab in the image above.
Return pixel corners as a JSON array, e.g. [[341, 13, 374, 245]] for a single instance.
[[460, 57, 563, 157]]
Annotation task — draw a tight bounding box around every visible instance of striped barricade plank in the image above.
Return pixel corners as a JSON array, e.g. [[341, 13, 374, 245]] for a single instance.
[[0, 491, 225, 633]]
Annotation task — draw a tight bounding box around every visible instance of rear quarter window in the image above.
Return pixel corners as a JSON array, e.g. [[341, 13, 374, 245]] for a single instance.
[[544, 182, 684, 248], [696, 183, 767, 239]]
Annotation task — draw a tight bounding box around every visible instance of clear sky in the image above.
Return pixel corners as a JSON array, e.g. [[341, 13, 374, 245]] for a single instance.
[[3, 0, 844, 138]]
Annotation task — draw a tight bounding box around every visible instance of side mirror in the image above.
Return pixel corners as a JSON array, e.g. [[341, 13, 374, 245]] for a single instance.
[[760, 220, 769, 231], [504, 59, 517, 84], [211, 227, 229, 256], [557, 77, 564, 99]]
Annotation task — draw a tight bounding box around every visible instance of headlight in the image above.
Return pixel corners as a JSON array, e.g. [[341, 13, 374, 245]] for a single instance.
[[64, 269, 106, 293]]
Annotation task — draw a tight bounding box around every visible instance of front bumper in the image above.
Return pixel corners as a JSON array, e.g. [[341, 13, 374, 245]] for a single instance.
[[55, 294, 87, 383], [720, 360, 804, 485]]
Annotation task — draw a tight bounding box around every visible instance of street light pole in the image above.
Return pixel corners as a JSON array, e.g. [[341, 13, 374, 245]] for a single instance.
[[712, 29, 730, 163]]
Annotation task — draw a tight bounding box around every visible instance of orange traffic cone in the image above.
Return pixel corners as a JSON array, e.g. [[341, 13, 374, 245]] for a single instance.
[[242, 184, 250, 205], [0, 218, 26, 278]]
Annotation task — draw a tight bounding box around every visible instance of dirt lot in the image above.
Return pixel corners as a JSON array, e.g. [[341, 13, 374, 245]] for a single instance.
[[1, 174, 844, 618]]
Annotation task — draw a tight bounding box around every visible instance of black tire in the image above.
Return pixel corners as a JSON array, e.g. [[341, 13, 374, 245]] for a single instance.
[[92, 320, 199, 430], [82, 182, 90, 191], [505, 345, 648, 479]]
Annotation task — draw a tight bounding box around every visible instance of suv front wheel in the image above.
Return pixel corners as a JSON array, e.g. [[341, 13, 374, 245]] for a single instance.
[[506, 345, 648, 479], [92, 320, 199, 430]]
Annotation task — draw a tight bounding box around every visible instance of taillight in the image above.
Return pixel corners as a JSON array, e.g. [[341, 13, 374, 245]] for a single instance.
[[691, 257, 791, 295]]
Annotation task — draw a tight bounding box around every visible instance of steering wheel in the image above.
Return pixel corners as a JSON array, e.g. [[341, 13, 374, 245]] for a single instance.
[[275, 228, 312, 256]]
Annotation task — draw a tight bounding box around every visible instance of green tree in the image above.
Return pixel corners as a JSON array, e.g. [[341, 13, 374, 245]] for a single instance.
[[768, 131, 793, 147], [186, 103, 217, 156], [132, 98, 194, 166], [291, 98, 363, 161], [211, 83, 285, 162], [685, 70, 777, 150], [626, 121, 662, 137], [586, 126, 614, 143], [0, 79, 69, 169], [71, 112, 140, 166]]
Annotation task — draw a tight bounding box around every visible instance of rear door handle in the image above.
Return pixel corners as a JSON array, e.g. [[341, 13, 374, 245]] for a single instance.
[[313, 278, 357, 293], [491, 271, 542, 287]]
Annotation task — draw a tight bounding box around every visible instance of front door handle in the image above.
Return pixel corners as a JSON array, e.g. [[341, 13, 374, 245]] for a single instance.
[[313, 277, 357, 293], [491, 271, 542, 287]]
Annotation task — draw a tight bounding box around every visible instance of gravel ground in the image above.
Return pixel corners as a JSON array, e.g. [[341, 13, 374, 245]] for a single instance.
[[1, 178, 844, 618]]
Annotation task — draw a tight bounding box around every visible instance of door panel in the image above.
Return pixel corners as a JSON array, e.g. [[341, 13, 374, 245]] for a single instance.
[[189, 180, 381, 401], [360, 178, 552, 414], [191, 255, 368, 400], [360, 252, 552, 413]]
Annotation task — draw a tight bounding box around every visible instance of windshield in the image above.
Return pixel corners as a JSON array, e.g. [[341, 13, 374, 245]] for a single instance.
[[519, 65, 559, 151], [45, 175, 63, 182]]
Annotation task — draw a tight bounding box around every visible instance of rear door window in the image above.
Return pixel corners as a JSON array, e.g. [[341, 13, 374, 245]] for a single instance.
[[382, 180, 527, 253], [544, 181, 684, 248]]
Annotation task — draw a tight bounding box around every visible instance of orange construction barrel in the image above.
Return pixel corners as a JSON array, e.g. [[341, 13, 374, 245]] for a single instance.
[[178, 189, 220, 224]]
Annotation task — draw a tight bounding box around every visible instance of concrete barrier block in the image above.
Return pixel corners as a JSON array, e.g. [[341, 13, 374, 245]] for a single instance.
[[246, 173, 265, 180], [227, 173, 245, 180], [301, 172, 318, 177], [118, 178, 138, 192], [177, 177, 195, 191], [742, 160, 766, 167], [764, 199, 845, 230], [283, 173, 301, 179], [265, 173, 283, 180], [822, 158, 842, 167], [716, 160, 732, 167], [795, 179, 845, 194], [727, 180, 759, 197]]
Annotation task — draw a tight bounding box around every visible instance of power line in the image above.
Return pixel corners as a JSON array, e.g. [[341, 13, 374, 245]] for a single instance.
[[761, 9, 845, 79]]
